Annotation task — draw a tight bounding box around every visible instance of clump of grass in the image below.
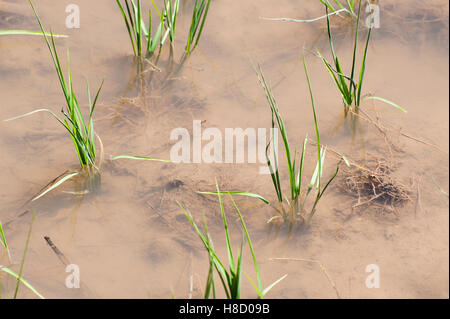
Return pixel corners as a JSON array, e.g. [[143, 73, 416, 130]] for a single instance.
[[256, 57, 341, 225], [6, 0, 104, 174], [179, 181, 286, 299], [116, 0, 179, 58], [185, 0, 211, 55], [315, 1, 405, 112]]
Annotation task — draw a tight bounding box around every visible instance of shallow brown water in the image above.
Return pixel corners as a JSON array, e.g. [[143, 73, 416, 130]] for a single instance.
[[0, 0, 448, 298]]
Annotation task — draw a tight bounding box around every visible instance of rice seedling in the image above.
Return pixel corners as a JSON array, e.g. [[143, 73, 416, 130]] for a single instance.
[[179, 181, 286, 299], [6, 1, 104, 174], [3, 2, 170, 203], [255, 57, 341, 225], [2, 1, 107, 200], [0, 211, 44, 299], [116, 0, 179, 58], [315, 1, 405, 112], [185, 0, 211, 55]]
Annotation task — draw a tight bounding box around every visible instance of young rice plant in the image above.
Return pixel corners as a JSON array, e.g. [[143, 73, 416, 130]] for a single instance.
[[256, 57, 340, 225], [6, 1, 104, 174], [179, 181, 286, 299], [315, 1, 406, 112], [115, 0, 179, 58]]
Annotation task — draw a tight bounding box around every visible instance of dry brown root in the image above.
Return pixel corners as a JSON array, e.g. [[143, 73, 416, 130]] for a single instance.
[[338, 157, 411, 213]]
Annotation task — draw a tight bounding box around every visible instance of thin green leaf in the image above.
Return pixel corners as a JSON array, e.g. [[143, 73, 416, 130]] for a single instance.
[[110, 155, 171, 162], [261, 274, 288, 297], [362, 96, 407, 113], [0, 30, 67, 37], [0, 266, 44, 299], [31, 172, 79, 202], [197, 191, 269, 204]]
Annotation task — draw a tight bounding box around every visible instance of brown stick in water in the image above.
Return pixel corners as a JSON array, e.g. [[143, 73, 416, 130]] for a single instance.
[[43, 236, 70, 266]]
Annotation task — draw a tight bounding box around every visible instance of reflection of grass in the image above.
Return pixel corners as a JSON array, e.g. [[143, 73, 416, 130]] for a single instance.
[[256, 57, 340, 225], [179, 181, 286, 299]]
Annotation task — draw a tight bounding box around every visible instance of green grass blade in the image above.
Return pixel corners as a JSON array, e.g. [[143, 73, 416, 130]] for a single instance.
[[0, 221, 10, 263], [178, 202, 231, 298], [110, 155, 171, 162], [265, 117, 283, 203], [260, 9, 349, 23], [256, 64, 296, 199], [31, 172, 79, 202], [0, 30, 67, 37], [232, 238, 244, 299], [4, 108, 89, 167], [115, 0, 137, 55], [87, 79, 104, 151], [197, 191, 269, 204], [261, 274, 288, 297], [362, 96, 406, 113], [349, 0, 362, 96], [194, 0, 211, 47], [332, 0, 346, 11], [14, 211, 35, 299], [303, 55, 322, 192], [320, 0, 336, 12], [342, 155, 350, 167], [229, 196, 262, 294], [319, 164, 340, 200], [215, 181, 235, 275], [146, 9, 152, 54], [0, 266, 44, 299], [356, 26, 372, 106], [203, 219, 216, 299], [295, 135, 308, 195]]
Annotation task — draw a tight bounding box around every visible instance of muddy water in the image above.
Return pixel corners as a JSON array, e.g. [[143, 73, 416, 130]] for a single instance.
[[0, 0, 448, 298]]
